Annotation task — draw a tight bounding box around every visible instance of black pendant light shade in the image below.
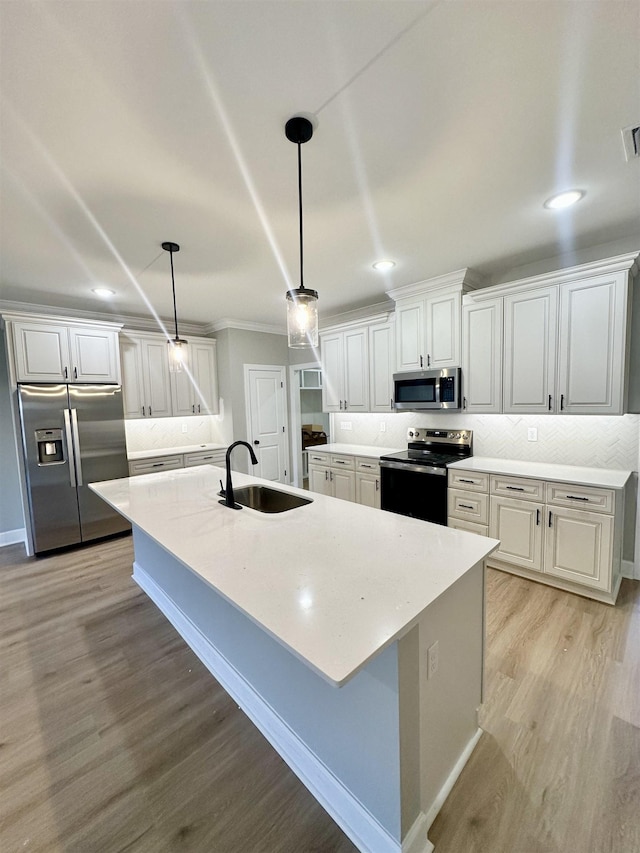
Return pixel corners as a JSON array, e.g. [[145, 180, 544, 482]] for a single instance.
[[285, 116, 319, 348], [162, 241, 188, 372]]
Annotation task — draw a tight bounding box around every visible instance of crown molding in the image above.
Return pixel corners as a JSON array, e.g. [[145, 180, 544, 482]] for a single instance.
[[320, 300, 395, 331], [0, 299, 208, 336], [465, 250, 640, 302], [205, 318, 286, 336], [386, 268, 485, 302]]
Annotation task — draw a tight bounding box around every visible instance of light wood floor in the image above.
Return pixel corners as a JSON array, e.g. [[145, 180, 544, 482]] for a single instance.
[[1, 537, 638, 852]]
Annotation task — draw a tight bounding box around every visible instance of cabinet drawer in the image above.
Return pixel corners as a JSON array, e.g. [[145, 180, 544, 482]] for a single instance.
[[184, 450, 226, 467], [448, 489, 489, 524], [545, 483, 614, 514], [129, 455, 184, 475], [330, 454, 355, 470], [448, 517, 489, 537], [307, 452, 330, 466], [448, 470, 489, 492], [491, 474, 544, 502], [356, 457, 380, 474]]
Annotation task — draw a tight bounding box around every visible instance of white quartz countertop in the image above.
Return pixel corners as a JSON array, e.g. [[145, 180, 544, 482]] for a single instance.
[[304, 443, 402, 459], [448, 456, 633, 489], [128, 443, 227, 461], [91, 467, 498, 687]]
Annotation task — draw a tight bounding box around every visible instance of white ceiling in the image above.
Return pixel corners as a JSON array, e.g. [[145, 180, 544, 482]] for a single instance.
[[1, 1, 639, 332]]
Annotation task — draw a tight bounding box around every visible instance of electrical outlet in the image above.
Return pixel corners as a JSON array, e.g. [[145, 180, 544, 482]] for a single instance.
[[527, 427, 538, 442], [380, 422, 386, 432], [341, 421, 352, 430], [182, 424, 188, 434], [427, 641, 439, 679]]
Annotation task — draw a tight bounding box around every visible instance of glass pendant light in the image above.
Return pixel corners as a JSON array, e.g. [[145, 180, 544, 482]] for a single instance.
[[162, 241, 188, 372], [285, 116, 319, 348]]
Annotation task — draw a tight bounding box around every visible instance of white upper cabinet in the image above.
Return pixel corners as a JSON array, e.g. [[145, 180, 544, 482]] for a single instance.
[[320, 325, 369, 412], [503, 287, 558, 414], [388, 270, 482, 373], [368, 320, 395, 412], [170, 338, 219, 417], [11, 318, 120, 383], [463, 252, 637, 416], [394, 300, 424, 371], [557, 273, 628, 414], [462, 297, 503, 413], [120, 332, 172, 418]]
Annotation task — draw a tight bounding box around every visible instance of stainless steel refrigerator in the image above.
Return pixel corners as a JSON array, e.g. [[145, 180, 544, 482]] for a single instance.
[[17, 383, 131, 554]]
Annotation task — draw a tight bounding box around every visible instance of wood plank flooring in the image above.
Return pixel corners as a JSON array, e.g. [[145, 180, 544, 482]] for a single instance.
[[1, 536, 638, 852]]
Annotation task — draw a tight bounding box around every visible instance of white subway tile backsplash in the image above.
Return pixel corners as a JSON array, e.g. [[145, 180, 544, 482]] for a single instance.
[[331, 412, 640, 471], [125, 416, 225, 452]]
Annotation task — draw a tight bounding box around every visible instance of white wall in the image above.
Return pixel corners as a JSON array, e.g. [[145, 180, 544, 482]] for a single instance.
[[0, 330, 24, 544]]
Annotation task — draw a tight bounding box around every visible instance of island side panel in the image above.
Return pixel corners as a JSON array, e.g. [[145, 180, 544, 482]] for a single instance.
[[131, 527, 404, 843], [417, 561, 485, 824]]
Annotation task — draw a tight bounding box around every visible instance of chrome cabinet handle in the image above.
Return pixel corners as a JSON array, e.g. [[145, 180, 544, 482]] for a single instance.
[[70, 409, 83, 486], [63, 408, 77, 488]]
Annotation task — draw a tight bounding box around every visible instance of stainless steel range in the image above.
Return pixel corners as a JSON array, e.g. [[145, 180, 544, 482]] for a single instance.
[[380, 428, 473, 525]]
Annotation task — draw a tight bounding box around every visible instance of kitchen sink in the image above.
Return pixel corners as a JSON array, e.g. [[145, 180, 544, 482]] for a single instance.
[[232, 485, 313, 513]]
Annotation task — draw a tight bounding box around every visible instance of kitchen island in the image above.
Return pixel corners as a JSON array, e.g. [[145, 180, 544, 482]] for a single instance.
[[91, 466, 498, 853]]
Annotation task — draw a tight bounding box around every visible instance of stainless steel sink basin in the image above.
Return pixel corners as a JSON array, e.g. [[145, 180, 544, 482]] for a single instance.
[[232, 485, 313, 513]]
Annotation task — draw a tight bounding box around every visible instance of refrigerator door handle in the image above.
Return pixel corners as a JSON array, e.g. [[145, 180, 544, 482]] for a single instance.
[[63, 408, 77, 488], [70, 408, 83, 486]]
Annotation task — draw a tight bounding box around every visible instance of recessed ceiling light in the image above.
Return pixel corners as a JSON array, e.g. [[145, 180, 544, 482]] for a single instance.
[[92, 287, 115, 297], [543, 190, 585, 210], [372, 259, 396, 272]]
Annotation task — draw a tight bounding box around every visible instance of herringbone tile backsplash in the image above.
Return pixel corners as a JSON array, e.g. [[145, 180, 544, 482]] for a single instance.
[[331, 412, 640, 471]]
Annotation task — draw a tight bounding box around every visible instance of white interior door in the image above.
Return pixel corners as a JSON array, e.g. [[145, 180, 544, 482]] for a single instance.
[[245, 365, 288, 482]]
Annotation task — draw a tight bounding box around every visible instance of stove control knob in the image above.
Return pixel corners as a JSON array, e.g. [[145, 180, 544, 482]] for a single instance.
[[408, 430, 414, 437], [414, 430, 420, 438]]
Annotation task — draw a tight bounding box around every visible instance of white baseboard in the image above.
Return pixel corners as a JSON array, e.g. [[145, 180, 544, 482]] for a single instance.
[[134, 563, 433, 853], [621, 559, 639, 580], [423, 727, 483, 832], [0, 528, 26, 548]]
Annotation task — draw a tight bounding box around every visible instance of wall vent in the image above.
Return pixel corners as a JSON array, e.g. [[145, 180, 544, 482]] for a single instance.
[[621, 124, 640, 161]]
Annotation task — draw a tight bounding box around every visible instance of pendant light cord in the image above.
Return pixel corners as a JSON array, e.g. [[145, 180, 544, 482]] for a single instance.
[[169, 249, 179, 340], [297, 140, 304, 291]]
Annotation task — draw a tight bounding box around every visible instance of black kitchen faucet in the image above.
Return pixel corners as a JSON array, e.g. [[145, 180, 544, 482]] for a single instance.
[[219, 440, 258, 509]]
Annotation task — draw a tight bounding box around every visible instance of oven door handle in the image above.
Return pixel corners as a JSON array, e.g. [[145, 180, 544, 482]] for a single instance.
[[380, 459, 447, 476]]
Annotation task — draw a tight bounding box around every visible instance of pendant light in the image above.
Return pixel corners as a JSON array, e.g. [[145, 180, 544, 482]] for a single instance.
[[285, 116, 319, 348], [162, 241, 188, 372]]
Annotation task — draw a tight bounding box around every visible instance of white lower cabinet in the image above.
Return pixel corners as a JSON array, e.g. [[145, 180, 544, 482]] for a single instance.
[[128, 455, 184, 476], [448, 468, 624, 603], [129, 448, 226, 476], [355, 458, 381, 509], [308, 452, 373, 504]]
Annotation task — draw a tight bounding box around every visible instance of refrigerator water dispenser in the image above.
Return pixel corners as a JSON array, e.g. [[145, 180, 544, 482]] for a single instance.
[[35, 429, 64, 464]]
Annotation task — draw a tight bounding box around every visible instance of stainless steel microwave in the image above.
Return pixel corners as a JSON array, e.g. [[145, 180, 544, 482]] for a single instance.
[[393, 367, 462, 411]]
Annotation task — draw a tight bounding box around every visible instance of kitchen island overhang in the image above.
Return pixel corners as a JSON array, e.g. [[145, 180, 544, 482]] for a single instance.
[[91, 466, 499, 853]]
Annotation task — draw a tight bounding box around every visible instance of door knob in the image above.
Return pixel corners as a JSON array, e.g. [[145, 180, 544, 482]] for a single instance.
[[253, 440, 260, 445]]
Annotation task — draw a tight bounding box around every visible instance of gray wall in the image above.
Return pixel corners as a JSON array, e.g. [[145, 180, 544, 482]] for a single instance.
[[212, 328, 291, 474], [0, 329, 24, 538]]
